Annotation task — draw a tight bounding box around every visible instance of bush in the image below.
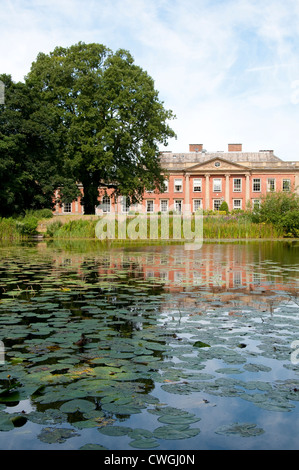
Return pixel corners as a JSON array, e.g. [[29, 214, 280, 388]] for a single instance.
[[280, 210, 299, 237], [219, 201, 229, 213], [25, 209, 53, 219], [16, 216, 38, 235]]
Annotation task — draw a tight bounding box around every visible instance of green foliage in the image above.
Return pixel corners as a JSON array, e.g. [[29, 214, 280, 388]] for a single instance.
[[26, 42, 176, 214], [16, 216, 38, 235], [252, 191, 299, 236], [219, 201, 229, 213]]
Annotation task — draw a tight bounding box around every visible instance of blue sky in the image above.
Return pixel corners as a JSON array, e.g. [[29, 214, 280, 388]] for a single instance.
[[1, 0, 299, 160]]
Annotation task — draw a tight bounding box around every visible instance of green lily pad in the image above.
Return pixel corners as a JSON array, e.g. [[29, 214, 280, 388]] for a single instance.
[[153, 425, 200, 440], [59, 399, 96, 414], [129, 438, 160, 449], [215, 422, 265, 437], [37, 427, 80, 444]]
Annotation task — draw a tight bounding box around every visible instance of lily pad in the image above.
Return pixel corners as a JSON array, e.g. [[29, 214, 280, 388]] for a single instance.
[[59, 399, 96, 414], [38, 426, 80, 444], [215, 422, 265, 437], [153, 425, 200, 440]]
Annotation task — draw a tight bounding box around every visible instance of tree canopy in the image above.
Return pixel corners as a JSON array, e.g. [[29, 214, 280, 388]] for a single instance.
[[23, 42, 176, 214]]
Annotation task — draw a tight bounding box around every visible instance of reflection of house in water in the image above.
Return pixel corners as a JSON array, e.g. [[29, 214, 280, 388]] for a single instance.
[[51, 243, 298, 314]]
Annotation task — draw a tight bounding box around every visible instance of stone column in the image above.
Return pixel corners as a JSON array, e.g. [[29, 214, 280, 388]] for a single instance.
[[245, 173, 250, 207], [225, 174, 230, 211], [185, 174, 190, 212], [205, 174, 210, 210]]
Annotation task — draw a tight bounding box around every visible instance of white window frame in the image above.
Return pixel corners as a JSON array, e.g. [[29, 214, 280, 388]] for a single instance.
[[174, 178, 183, 192], [101, 195, 111, 213], [233, 178, 242, 192], [213, 178, 222, 192], [193, 178, 202, 192], [267, 178, 276, 192], [253, 199, 261, 210], [160, 199, 169, 212], [253, 178, 261, 192], [121, 196, 130, 213], [213, 199, 222, 211], [193, 199, 202, 212], [63, 202, 72, 213], [233, 199, 242, 210], [163, 180, 169, 192], [174, 199, 182, 213], [283, 179, 291, 191], [146, 200, 154, 213]]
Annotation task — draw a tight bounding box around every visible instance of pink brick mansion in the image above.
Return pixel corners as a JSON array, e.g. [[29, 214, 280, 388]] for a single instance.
[[54, 143, 299, 215]]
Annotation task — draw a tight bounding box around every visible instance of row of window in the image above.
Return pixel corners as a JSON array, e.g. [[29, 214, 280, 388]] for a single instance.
[[93, 197, 250, 214], [150, 177, 291, 193]]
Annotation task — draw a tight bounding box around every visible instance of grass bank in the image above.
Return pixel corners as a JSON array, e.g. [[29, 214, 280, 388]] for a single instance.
[[43, 213, 284, 240]]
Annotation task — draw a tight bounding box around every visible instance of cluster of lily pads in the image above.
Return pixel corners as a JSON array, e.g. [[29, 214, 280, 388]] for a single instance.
[[0, 242, 298, 449]]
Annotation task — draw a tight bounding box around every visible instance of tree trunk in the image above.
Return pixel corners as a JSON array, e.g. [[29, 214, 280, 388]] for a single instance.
[[81, 173, 100, 215]]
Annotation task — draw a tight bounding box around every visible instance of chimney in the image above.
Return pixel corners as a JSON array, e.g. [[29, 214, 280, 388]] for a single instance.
[[228, 143, 242, 152], [189, 144, 203, 152]]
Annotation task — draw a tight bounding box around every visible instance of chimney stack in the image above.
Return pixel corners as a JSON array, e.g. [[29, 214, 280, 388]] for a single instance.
[[228, 143, 242, 152], [189, 144, 203, 152]]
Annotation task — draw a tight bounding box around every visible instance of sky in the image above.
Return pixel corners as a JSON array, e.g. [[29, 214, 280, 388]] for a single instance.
[[1, 0, 299, 160]]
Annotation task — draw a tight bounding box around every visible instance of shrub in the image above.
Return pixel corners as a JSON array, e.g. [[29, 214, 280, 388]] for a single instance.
[[219, 201, 229, 213], [16, 216, 38, 235]]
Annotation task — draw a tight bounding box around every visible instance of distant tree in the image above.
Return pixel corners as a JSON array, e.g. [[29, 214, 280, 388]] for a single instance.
[[26, 42, 176, 214]]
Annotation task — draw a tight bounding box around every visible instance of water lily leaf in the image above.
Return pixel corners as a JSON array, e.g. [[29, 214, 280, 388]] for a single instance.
[[193, 341, 210, 348], [38, 426, 79, 444], [59, 399, 96, 414], [157, 414, 200, 425], [215, 422, 265, 437], [153, 425, 200, 440], [79, 444, 108, 450], [98, 425, 132, 436], [129, 438, 160, 449]]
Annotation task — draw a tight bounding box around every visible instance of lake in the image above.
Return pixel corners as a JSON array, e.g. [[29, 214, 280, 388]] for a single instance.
[[0, 239, 298, 450]]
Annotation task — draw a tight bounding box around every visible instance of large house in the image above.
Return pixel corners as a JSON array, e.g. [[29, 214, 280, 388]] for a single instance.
[[53, 143, 299, 215]]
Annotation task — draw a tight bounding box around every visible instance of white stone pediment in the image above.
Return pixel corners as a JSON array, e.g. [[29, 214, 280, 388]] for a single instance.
[[186, 157, 250, 172]]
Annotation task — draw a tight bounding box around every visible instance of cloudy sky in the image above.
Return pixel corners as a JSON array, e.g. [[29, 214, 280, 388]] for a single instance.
[[1, 0, 299, 160]]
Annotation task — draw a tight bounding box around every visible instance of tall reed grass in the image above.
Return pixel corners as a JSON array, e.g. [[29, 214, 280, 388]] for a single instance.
[[45, 214, 284, 240]]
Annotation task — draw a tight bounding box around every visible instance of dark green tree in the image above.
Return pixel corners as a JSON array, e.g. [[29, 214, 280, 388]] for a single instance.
[[25, 42, 176, 214], [0, 74, 67, 216]]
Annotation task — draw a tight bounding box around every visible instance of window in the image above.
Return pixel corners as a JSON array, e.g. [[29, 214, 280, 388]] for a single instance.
[[215, 161, 221, 167], [213, 199, 222, 211], [174, 178, 183, 192], [253, 199, 261, 210], [233, 178, 242, 192], [193, 178, 202, 192], [213, 178, 222, 192], [193, 199, 202, 212], [146, 200, 154, 213], [102, 195, 110, 213], [121, 197, 130, 213], [160, 200, 168, 212], [63, 203, 72, 213], [267, 178, 276, 192], [233, 199, 242, 210], [253, 178, 261, 192], [163, 180, 169, 192], [283, 179, 291, 191], [175, 200, 182, 213]]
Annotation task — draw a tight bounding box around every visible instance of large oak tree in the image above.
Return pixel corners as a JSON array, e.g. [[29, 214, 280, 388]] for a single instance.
[[26, 42, 176, 214]]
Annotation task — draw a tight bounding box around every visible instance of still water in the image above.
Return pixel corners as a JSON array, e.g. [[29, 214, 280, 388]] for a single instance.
[[0, 240, 298, 450]]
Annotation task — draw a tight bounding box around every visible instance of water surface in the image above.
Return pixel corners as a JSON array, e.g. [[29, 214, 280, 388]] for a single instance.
[[0, 240, 298, 450]]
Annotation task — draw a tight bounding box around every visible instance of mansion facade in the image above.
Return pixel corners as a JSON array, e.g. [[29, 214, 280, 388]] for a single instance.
[[54, 143, 299, 215]]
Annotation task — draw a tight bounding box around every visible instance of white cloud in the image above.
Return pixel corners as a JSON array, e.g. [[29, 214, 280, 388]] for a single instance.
[[1, 0, 299, 159]]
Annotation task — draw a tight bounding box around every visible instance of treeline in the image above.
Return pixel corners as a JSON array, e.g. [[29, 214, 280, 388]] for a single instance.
[[0, 42, 175, 218]]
